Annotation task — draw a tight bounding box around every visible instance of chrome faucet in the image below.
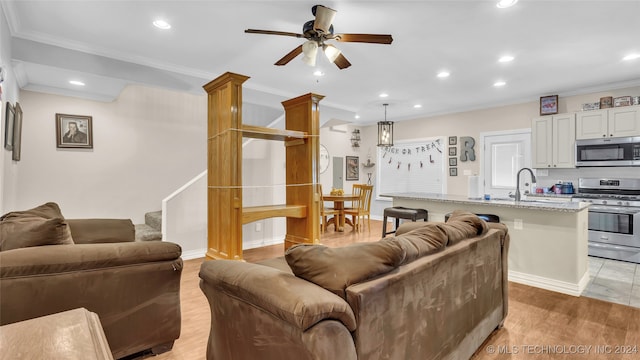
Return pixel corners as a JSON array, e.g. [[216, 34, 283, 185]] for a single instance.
[[515, 168, 537, 202]]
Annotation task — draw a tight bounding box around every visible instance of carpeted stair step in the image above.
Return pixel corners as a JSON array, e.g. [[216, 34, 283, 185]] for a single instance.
[[134, 210, 162, 241]]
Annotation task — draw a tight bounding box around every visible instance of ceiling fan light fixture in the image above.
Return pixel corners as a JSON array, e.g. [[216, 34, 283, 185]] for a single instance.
[[301, 40, 318, 66], [323, 44, 341, 63]]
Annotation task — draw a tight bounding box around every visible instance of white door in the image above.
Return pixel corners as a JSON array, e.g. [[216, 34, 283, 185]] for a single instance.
[[481, 130, 532, 199]]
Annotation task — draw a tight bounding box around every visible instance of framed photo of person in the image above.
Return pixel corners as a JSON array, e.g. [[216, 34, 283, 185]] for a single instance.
[[56, 113, 93, 149]]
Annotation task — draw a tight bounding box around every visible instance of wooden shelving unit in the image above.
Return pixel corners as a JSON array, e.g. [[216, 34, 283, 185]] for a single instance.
[[203, 72, 322, 260]]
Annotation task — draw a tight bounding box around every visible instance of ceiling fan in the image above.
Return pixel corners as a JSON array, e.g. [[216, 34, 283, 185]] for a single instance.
[[245, 5, 393, 69]]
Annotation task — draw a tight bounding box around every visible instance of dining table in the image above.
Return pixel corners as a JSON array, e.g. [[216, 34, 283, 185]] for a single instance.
[[322, 193, 360, 231]]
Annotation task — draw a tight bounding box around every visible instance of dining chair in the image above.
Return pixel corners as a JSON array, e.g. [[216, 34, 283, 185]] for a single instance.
[[319, 184, 340, 233], [344, 184, 373, 232]]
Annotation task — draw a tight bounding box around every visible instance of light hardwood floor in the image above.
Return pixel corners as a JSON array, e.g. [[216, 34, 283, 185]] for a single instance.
[[149, 220, 640, 360]]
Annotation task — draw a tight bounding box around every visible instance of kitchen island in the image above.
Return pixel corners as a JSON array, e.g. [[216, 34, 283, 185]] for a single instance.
[[381, 192, 591, 296]]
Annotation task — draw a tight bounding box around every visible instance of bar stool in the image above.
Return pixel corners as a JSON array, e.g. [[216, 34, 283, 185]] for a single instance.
[[382, 207, 429, 237]]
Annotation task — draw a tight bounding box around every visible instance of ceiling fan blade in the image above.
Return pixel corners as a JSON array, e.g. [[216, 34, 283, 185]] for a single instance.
[[335, 33, 393, 44], [245, 29, 304, 38], [313, 5, 337, 34], [275, 45, 304, 66], [333, 53, 352, 70]]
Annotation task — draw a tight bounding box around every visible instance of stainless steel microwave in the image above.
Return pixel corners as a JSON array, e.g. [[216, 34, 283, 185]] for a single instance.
[[575, 136, 640, 167]]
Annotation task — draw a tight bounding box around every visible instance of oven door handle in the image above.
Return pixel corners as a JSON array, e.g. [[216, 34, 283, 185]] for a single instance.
[[588, 205, 640, 214]]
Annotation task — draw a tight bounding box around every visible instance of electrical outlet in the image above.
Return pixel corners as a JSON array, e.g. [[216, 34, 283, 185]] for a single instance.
[[255, 223, 262, 232], [514, 219, 523, 230], [463, 169, 472, 175]]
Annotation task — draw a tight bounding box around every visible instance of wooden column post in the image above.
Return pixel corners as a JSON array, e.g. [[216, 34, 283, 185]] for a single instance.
[[203, 72, 249, 260], [282, 93, 324, 250]]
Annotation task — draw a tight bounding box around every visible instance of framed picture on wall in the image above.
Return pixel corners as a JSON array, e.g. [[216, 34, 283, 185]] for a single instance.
[[448, 136, 457, 145], [4, 102, 14, 150], [56, 113, 93, 149], [449, 157, 457, 166], [12, 103, 22, 161], [540, 95, 558, 115], [448, 147, 457, 156], [449, 167, 457, 176], [345, 156, 359, 181]]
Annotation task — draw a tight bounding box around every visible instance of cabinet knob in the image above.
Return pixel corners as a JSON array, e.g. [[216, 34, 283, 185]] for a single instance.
[[602, 134, 606, 137], [548, 165, 551, 167], [553, 165, 557, 167], [610, 134, 613, 137]]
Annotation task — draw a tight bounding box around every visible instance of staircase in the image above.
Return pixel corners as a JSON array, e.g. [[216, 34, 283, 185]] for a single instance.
[[135, 210, 162, 241]]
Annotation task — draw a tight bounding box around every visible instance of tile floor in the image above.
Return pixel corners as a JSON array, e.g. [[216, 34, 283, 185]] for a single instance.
[[582, 256, 640, 308]]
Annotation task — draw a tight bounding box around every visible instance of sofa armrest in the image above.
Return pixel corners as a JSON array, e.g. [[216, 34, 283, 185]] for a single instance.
[[199, 260, 356, 332], [66, 218, 135, 244]]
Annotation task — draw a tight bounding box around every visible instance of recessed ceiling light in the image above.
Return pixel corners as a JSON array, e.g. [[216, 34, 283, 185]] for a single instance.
[[355, 115, 360, 119], [496, 0, 518, 8], [153, 19, 171, 30], [414, 104, 422, 109], [498, 55, 514, 63], [437, 71, 450, 78], [379, 93, 389, 98], [494, 81, 507, 87], [313, 70, 324, 76], [622, 53, 640, 61], [69, 80, 85, 86]]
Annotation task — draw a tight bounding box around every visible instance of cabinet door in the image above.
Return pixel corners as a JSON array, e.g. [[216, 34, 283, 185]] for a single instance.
[[576, 109, 608, 139], [552, 113, 576, 168], [608, 106, 640, 137], [532, 116, 552, 168]]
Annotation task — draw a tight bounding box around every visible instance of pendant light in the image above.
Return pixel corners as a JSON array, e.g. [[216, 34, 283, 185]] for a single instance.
[[377, 103, 393, 147]]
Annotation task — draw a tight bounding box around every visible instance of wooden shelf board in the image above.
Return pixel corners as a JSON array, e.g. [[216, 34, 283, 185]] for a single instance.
[[242, 204, 307, 224], [241, 125, 306, 141]]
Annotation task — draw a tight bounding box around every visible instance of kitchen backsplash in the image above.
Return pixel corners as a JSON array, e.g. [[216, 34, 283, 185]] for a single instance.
[[536, 167, 640, 192]]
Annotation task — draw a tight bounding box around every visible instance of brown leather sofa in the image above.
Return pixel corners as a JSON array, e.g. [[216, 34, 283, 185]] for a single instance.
[[0, 203, 183, 359], [199, 211, 509, 360]]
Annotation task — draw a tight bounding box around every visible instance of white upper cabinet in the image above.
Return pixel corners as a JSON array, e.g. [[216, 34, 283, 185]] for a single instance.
[[532, 113, 576, 168], [576, 105, 640, 139]]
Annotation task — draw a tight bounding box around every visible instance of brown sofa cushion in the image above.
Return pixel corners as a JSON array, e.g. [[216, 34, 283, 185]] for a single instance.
[[392, 223, 448, 264], [66, 219, 135, 244], [444, 210, 488, 245], [285, 239, 406, 299], [0, 216, 74, 252], [0, 202, 65, 221]]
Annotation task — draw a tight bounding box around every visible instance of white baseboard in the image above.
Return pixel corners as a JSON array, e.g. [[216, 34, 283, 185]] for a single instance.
[[508, 270, 589, 297], [243, 237, 284, 250], [181, 248, 207, 260]]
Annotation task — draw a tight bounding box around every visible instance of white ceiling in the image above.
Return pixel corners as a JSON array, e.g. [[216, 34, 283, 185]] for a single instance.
[[3, 0, 640, 125]]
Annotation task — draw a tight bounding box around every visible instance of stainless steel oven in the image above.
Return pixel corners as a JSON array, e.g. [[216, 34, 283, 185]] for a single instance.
[[573, 178, 640, 264]]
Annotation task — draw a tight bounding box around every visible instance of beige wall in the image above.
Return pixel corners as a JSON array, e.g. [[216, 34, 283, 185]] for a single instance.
[[12, 86, 207, 223]]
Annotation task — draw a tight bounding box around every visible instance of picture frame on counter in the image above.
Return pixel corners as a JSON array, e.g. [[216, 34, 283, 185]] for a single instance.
[[540, 95, 558, 115], [613, 96, 632, 107], [599, 96, 613, 109], [449, 167, 457, 176]]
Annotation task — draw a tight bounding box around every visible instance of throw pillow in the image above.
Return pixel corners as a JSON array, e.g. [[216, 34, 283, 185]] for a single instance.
[[285, 238, 406, 299], [0, 202, 65, 221], [0, 216, 74, 251]]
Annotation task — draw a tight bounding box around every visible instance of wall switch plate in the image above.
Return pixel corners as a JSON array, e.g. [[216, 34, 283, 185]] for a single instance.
[[536, 169, 549, 177], [255, 223, 262, 232], [514, 219, 523, 230], [463, 169, 472, 175]]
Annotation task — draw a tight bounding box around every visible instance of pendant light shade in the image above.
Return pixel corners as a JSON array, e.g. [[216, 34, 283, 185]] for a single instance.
[[377, 103, 393, 147], [301, 40, 318, 66]]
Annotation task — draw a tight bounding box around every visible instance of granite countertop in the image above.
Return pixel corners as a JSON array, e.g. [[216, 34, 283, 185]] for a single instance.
[[380, 192, 590, 212]]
